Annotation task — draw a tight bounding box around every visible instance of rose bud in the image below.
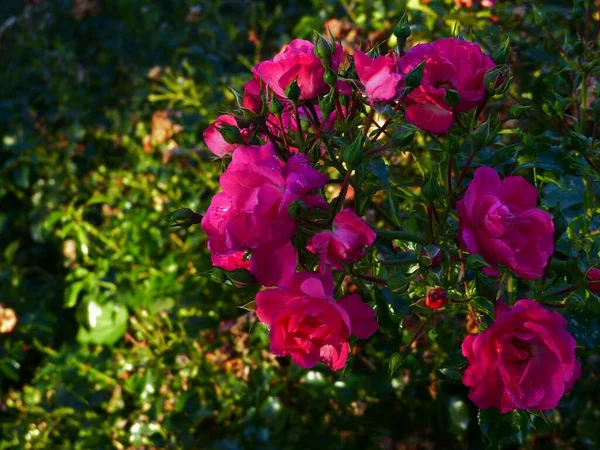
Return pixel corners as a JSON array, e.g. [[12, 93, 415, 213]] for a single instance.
[[426, 288, 448, 309], [421, 245, 442, 267], [587, 268, 600, 293]]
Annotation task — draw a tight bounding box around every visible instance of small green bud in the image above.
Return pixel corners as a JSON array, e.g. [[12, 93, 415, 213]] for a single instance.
[[314, 34, 334, 60], [268, 96, 284, 116], [166, 208, 203, 229], [319, 93, 335, 118], [217, 124, 244, 144], [323, 67, 337, 87], [572, 4, 584, 20], [484, 68, 502, 91], [343, 135, 364, 171], [285, 79, 301, 103], [492, 38, 510, 64], [393, 12, 411, 43], [472, 120, 494, 147], [405, 60, 425, 89], [421, 174, 441, 203], [444, 89, 461, 108]]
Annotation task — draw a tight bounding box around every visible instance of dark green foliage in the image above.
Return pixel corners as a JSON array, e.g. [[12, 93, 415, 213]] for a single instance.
[[0, 1, 599, 449]]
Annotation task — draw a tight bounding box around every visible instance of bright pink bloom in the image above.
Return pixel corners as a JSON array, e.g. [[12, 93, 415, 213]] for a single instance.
[[203, 114, 250, 158], [201, 143, 327, 286], [462, 300, 580, 413], [399, 38, 495, 133], [255, 270, 378, 370], [354, 50, 402, 103], [253, 39, 345, 101], [243, 76, 263, 114], [457, 167, 554, 280], [587, 268, 600, 292], [307, 209, 376, 270]]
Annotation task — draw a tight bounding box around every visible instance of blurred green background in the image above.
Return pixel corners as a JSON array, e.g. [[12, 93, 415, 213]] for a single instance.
[[0, 1, 599, 449]]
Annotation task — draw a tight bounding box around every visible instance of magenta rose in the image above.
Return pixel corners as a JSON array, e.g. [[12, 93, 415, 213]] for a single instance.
[[307, 209, 376, 270], [255, 270, 379, 370], [203, 114, 251, 158], [253, 39, 345, 101], [201, 142, 327, 286], [462, 300, 580, 413], [354, 50, 402, 103], [399, 38, 495, 133], [457, 167, 554, 280]]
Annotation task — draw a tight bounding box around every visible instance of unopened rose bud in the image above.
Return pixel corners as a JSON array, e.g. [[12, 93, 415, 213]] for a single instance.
[[217, 123, 244, 145], [319, 94, 335, 118], [166, 208, 203, 229], [285, 79, 301, 103], [421, 245, 442, 267], [587, 268, 600, 293], [421, 174, 441, 202], [268, 96, 284, 116], [314, 34, 334, 61], [393, 12, 411, 43], [323, 67, 337, 87], [426, 288, 448, 309]]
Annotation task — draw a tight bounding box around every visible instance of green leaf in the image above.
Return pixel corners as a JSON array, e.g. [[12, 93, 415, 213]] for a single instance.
[[389, 352, 405, 377], [478, 409, 529, 449], [64, 281, 86, 308], [466, 254, 491, 269], [77, 301, 129, 345]]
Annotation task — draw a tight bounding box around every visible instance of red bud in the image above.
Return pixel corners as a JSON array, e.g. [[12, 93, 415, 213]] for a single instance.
[[426, 288, 448, 309]]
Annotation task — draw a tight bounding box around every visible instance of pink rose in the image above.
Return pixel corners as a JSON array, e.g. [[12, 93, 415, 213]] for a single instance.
[[203, 114, 251, 158], [253, 39, 345, 101], [201, 143, 327, 286], [242, 76, 263, 114], [457, 167, 554, 280], [255, 270, 379, 370], [354, 50, 402, 103], [399, 38, 495, 133], [307, 209, 376, 269], [587, 268, 600, 293], [462, 300, 580, 413]]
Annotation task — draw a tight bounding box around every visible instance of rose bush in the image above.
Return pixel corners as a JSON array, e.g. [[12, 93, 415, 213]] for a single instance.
[[191, 9, 600, 440]]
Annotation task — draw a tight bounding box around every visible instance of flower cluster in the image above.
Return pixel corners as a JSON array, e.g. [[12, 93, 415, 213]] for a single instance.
[[195, 22, 587, 416]]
